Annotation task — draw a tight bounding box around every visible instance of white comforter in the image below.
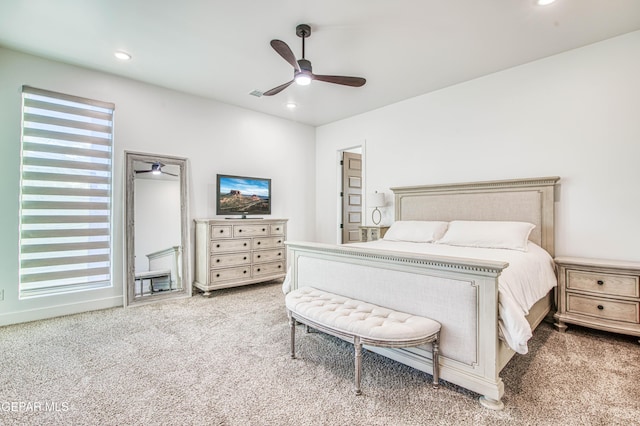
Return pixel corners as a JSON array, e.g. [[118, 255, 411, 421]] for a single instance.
[[283, 240, 557, 354]]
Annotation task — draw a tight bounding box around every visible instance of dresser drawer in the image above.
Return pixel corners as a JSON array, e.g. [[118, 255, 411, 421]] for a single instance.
[[210, 238, 251, 252], [210, 266, 251, 283], [253, 249, 285, 263], [234, 224, 269, 237], [253, 236, 285, 250], [567, 270, 639, 298], [211, 225, 232, 239], [210, 252, 250, 269], [270, 223, 285, 236], [253, 261, 285, 277], [566, 293, 639, 323]]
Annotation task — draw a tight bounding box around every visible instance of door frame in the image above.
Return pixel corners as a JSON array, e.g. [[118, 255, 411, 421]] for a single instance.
[[336, 142, 366, 244]]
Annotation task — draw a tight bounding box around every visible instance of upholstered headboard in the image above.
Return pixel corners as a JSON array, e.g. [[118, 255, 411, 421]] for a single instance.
[[391, 176, 560, 256]]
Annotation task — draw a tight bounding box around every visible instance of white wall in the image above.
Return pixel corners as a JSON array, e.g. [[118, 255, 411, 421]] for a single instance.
[[0, 47, 316, 325], [316, 31, 640, 262]]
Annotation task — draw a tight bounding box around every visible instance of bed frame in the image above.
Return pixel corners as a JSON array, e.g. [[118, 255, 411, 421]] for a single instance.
[[286, 176, 560, 409]]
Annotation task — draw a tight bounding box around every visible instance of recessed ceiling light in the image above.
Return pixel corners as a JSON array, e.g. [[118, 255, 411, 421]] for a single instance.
[[286, 102, 297, 109], [114, 51, 132, 61], [536, 0, 556, 5]]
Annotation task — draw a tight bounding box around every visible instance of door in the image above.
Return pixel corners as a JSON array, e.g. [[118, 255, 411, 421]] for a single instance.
[[341, 152, 362, 243]]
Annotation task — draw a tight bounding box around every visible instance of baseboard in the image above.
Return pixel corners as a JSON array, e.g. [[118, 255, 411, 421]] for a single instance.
[[0, 296, 123, 326]]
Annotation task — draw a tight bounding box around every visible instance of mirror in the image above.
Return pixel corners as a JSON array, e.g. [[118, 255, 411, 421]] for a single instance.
[[124, 151, 190, 306]]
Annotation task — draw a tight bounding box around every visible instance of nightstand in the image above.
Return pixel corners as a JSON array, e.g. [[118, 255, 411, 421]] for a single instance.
[[554, 257, 640, 342], [359, 225, 389, 242]]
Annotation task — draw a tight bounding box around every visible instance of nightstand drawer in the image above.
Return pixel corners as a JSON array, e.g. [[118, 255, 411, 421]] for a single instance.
[[567, 270, 639, 298], [566, 293, 639, 324]]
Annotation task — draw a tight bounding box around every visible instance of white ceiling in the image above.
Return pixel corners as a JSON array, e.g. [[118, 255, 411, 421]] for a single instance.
[[1, 0, 639, 127]]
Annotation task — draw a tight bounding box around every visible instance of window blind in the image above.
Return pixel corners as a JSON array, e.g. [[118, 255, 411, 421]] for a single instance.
[[19, 86, 115, 298]]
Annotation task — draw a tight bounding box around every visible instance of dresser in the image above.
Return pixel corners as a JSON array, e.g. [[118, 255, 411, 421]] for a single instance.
[[554, 257, 640, 341], [193, 218, 288, 296], [359, 225, 390, 242]]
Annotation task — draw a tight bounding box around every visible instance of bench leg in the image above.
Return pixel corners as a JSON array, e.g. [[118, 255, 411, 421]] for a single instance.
[[354, 336, 362, 396], [432, 335, 440, 388], [289, 316, 296, 359]]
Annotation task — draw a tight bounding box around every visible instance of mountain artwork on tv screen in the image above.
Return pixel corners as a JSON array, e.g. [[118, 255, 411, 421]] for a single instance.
[[216, 174, 271, 216]]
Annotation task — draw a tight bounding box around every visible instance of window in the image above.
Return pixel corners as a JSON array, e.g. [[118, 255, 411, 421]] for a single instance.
[[19, 86, 115, 298]]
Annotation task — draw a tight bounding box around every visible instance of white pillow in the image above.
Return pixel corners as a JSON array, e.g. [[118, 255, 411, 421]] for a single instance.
[[436, 220, 535, 251], [383, 221, 449, 243]]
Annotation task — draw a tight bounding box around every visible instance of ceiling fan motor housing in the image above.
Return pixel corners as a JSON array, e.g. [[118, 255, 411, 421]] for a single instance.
[[297, 59, 312, 72]]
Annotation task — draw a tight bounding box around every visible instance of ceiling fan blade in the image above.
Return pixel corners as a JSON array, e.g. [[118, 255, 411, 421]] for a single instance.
[[162, 171, 178, 177], [135, 170, 152, 174], [270, 40, 300, 71], [313, 74, 366, 87], [263, 80, 294, 96]]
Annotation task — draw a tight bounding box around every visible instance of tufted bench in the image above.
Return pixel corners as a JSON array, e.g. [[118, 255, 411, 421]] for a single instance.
[[285, 286, 441, 395]]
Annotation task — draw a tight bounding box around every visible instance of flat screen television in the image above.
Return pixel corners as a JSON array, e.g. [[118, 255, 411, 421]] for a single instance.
[[216, 174, 271, 218]]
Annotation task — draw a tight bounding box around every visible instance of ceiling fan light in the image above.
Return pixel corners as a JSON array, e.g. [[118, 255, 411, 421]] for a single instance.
[[295, 74, 312, 86], [536, 0, 556, 5]]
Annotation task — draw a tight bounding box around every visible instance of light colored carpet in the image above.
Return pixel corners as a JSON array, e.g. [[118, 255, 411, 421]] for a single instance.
[[1, 281, 638, 426]]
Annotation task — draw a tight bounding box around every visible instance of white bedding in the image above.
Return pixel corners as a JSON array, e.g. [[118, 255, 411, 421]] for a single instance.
[[283, 240, 557, 354]]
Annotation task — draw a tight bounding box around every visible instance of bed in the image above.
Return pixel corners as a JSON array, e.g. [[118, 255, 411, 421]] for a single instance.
[[284, 176, 560, 409]]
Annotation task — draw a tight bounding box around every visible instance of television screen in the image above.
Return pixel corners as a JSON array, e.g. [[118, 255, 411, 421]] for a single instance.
[[216, 174, 271, 217]]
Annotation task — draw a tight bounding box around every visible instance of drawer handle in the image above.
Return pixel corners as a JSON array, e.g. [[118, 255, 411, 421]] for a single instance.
[[216, 273, 220, 277], [278, 265, 282, 269], [257, 255, 261, 258], [597, 280, 604, 285], [219, 230, 224, 233], [278, 252, 281, 256], [597, 305, 604, 310], [243, 243, 247, 246], [243, 256, 247, 260], [278, 240, 282, 244], [216, 244, 220, 248], [257, 268, 261, 272], [257, 242, 261, 245], [262, 228, 266, 231], [238, 229, 242, 233], [276, 227, 280, 231], [216, 259, 220, 263], [243, 270, 247, 274]]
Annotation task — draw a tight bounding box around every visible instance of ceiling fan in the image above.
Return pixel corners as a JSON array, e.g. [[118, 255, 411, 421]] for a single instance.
[[134, 162, 177, 177], [263, 24, 366, 96]]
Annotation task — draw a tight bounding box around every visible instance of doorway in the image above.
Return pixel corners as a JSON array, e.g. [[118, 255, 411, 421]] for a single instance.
[[340, 149, 363, 244]]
